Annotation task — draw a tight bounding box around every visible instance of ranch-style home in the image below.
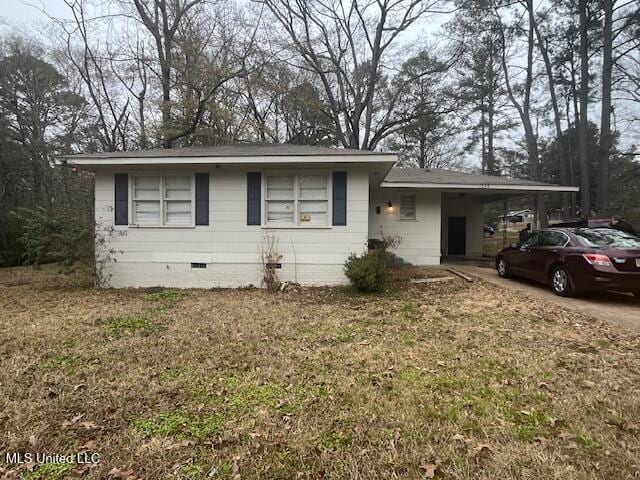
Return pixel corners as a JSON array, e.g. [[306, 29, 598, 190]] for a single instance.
[[66, 144, 578, 288]]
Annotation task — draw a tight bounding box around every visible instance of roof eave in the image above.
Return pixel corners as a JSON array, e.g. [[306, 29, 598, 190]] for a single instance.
[[380, 181, 580, 193], [68, 154, 398, 166]]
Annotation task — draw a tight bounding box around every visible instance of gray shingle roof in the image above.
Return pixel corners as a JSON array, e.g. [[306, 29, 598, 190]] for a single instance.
[[63, 143, 390, 159], [384, 168, 561, 187]]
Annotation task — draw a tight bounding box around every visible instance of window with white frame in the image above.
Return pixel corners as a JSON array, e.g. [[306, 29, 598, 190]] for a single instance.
[[265, 173, 329, 226], [399, 194, 416, 220], [132, 174, 193, 227]]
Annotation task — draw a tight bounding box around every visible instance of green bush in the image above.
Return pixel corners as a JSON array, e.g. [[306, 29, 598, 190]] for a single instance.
[[10, 206, 92, 267], [344, 249, 388, 293]]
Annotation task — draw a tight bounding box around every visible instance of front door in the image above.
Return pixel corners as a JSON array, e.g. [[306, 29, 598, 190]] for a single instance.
[[448, 217, 466, 255]]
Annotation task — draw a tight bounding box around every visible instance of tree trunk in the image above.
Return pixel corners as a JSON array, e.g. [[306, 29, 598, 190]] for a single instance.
[[497, 1, 546, 227], [487, 96, 496, 174], [481, 109, 487, 174], [565, 101, 577, 217], [139, 95, 147, 150], [532, 20, 570, 217], [578, 0, 591, 219], [161, 62, 172, 148], [597, 0, 613, 214]]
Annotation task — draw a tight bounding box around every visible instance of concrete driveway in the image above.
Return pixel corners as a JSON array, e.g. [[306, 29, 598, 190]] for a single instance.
[[454, 264, 640, 331]]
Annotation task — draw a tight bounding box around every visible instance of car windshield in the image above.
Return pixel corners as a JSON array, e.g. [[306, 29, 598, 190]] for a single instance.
[[575, 228, 640, 248]]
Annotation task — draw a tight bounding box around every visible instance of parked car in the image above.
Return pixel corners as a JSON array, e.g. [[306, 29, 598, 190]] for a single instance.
[[495, 228, 640, 297], [483, 225, 496, 238]]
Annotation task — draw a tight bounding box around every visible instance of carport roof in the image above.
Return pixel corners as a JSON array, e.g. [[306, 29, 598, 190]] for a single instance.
[[382, 168, 579, 192]]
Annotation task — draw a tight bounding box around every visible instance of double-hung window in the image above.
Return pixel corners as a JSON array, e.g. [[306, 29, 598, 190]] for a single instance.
[[265, 173, 329, 226], [399, 194, 416, 221], [132, 174, 193, 227]]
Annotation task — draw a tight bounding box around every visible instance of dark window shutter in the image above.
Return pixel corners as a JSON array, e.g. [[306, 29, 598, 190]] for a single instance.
[[332, 171, 347, 226], [195, 173, 209, 226], [247, 172, 261, 225], [114, 173, 128, 225]]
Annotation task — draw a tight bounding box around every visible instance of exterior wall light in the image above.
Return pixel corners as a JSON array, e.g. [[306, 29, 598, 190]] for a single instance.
[[387, 201, 394, 212]]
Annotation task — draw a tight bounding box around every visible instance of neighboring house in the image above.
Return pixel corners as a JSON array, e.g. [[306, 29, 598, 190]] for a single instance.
[[66, 144, 577, 288], [499, 209, 535, 227]]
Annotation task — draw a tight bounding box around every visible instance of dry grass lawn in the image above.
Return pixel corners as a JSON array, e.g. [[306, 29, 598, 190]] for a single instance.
[[482, 231, 519, 258], [1, 265, 639, 479]]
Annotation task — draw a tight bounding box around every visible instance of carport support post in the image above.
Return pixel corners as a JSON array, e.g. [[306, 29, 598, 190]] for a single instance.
[[502, 199, 508, 249], [535, 192, 547, 229]]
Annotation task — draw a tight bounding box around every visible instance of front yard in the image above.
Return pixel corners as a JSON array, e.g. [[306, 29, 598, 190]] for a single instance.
[[0, 266, 639, 479]]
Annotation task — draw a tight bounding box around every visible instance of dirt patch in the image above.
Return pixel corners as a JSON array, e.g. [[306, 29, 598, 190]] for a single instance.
[[0, 265, 639, 479]]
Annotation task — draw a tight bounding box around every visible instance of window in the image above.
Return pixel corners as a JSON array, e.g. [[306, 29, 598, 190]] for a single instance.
[[164, 175, 192, 226], [575, 228, 640, 247], [132, 174, 193, 227], [521, 232, 542, 248], [265, 173, 329, 226], [399, 195, 416, 220], [542, 231, 569, 247], [133, 176, 161, 226], [299, 175, 329, 225], [266, 176, 295, 225]]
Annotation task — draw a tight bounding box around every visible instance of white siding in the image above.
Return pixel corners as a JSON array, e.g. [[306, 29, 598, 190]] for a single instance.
[[95, 164, 370, 288], [441, 194, 484, 257], [368, 187, 442, 265]]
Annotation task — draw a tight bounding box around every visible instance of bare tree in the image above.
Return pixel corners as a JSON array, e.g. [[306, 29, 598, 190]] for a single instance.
[[110, 40, 150, 149], [128, 0, 204, 148], [596, 0, 614, 214], [258, 0, 453, 150], [597, 0, 640, 213], [578, 0, 591, 217], [531, 7, 572, 217], [128, 0, 259, 147], [55, 0, 132, 152], [495, 1, 547, 227]]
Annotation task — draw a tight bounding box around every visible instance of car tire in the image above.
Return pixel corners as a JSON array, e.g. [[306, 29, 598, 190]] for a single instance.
[[550, 266, 574, 297], [496, 256, 510, 278]]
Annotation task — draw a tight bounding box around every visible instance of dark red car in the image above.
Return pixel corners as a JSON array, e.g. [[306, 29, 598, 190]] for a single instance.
[[496, 228, 640, 297]]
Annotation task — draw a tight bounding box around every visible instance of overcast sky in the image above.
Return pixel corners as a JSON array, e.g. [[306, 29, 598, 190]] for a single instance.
[[1, 0, 69, 33]]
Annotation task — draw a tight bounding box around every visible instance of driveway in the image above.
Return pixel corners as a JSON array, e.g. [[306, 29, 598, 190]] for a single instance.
[[454, 264, 640, 331]]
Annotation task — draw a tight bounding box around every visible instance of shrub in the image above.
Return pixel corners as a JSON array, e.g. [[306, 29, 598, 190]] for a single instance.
[[10, 206, 92, 267], [344, 249, 388, 293], [259, 230, 282, 291]]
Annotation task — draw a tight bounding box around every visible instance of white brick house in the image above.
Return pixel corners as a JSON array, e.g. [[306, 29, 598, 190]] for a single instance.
[[66, 144, 577, 288]]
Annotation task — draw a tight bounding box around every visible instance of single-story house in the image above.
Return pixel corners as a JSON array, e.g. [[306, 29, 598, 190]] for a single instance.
[[66, 144, 578, 288]]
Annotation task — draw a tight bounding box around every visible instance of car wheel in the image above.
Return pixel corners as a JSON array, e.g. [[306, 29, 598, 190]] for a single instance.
[[497, 257, 510, 278], [550, 266, 574, 297]]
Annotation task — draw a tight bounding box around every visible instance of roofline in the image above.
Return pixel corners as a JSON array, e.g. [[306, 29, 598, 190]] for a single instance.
[[380, 181, 580, 192], [68, 154, 397, 166]]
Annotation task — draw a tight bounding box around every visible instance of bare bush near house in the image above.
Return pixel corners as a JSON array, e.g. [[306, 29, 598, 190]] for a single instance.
[[258, 230, 282, 291], [380, 234, 402, 253], [94, 222, 125, 288]]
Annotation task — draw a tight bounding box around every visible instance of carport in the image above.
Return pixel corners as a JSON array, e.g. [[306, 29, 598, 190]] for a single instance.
[[376, 168, 579, 261]]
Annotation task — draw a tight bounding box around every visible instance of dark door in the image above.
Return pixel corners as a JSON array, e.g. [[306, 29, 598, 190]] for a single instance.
[[448, 217, 466, 255], [509, 231, 541, 276], [526, 231, 568, 282]]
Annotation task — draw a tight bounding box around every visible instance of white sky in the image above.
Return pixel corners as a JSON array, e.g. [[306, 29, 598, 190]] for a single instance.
[[0, 0, 69, 34]]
